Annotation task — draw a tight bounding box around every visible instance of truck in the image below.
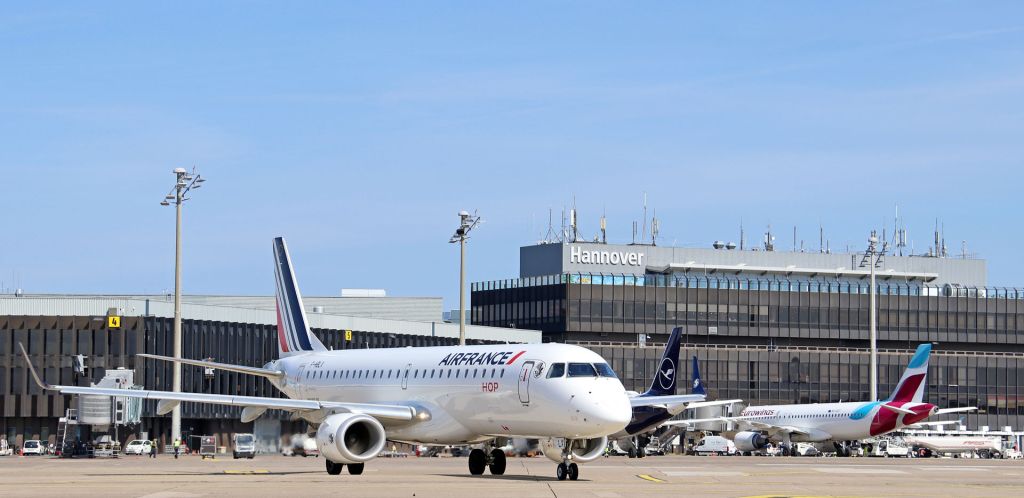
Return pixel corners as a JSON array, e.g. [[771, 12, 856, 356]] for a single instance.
[[233, 433, 256, 459], [904, 435, 1004, 458]]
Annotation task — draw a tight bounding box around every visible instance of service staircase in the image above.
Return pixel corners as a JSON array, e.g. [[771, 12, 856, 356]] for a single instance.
[[656, 425, 688, 453], [56, 408, 78, 457]]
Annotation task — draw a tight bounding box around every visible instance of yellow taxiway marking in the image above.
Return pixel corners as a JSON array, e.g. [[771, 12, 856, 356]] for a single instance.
[[636, 474, 666, 483], [223, 470, 270, 475]]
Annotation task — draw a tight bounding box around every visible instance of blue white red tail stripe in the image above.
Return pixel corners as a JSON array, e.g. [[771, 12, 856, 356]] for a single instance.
[[273, 237, 326, 357]]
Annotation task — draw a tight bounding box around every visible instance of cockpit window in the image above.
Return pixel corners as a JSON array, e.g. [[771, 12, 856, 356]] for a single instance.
[[567, 362, 597, 377], [594, 363, 617, 378], [547, 363, 565, 378]]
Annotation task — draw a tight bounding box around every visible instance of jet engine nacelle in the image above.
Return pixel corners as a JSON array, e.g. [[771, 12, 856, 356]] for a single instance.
[[316, 413, 387, 464], [734, 431, 768, 452], [540, 436, 608, 464]]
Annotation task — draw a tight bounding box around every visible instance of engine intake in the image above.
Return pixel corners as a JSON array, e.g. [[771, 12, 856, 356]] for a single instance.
[[734, 431, 768, 452], [540, 436, 608, 463], [316, 413, 387, 464]]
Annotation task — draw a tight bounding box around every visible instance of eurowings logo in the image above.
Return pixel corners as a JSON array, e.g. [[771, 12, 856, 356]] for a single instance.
[[657, 358, 675, 391]]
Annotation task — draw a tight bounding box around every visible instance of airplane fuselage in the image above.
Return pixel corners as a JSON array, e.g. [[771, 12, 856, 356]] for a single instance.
[[735, 401, 938, 442], [267, 343, 632, 445]]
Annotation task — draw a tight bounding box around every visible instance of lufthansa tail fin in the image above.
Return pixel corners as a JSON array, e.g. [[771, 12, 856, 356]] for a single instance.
[[642, 327, 682, 396], [273, 237, 327, 357], [691, 356, 707, 396], [885, 343, 931, 403]]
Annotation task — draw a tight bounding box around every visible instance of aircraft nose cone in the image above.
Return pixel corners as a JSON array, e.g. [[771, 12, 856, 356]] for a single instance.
[[575, 386, 631, 435]]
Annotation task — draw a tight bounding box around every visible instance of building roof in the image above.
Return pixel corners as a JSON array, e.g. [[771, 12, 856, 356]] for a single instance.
[[0, 294, 541, 344]]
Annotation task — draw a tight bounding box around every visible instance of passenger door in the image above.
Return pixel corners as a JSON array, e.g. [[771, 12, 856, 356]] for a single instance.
[[402, 364, 411, 390], [518, 361, 535, 405]]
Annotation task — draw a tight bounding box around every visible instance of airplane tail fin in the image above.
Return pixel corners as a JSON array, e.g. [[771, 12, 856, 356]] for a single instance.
[[691, 355, 707, 396], [273, 237, 327, 358], [643, 327, 682, 396], [885, 343, 931, 403]]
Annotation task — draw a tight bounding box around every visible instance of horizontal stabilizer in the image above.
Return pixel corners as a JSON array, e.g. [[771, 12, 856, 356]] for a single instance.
[[936, 407, 978, 415], [880, 404, 916, 416]]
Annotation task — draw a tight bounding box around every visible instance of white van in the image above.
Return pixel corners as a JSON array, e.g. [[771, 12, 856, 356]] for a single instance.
[[693, 436, 736, 456], [233, 433, 256, 459]]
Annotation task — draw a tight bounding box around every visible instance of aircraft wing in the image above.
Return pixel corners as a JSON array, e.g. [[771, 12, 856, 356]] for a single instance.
[[935, 407, 977, 415], [662, 416, 818, 438], [630, 394, 705, 407], [684, 399, 743, 410], [20, 344, 418, 423], [910, 420, 962, 428], [138, 353, 285, 380]]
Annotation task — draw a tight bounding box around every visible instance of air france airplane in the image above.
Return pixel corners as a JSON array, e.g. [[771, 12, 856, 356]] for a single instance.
[[670, 343, 976, 455], [18, 238, 685, 480], [609, 327, 740, 457]]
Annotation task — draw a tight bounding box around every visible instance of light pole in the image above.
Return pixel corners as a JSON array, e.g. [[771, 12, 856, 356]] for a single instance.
[[160, 167, 205, 444], [449, 210, 480, 346], [859, 231, 884, 401]]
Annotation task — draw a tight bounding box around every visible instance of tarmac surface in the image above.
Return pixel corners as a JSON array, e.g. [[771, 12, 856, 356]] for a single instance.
[[2, 453, 1023, 497]]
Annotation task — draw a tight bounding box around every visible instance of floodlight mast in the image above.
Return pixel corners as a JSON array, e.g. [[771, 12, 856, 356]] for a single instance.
[[450, 210, 481, 346], [159, 167, 204, 444], [859, 231, 884, 401]]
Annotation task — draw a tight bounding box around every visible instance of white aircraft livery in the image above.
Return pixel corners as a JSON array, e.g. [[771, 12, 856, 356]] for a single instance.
[[671, 343, 976, 455], [19, 237, 649, 481]]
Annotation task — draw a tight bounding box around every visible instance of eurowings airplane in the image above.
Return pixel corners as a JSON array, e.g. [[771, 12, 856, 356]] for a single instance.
[[668, 343, 976, 455], [609, 327, 740, 456], [17, 237, 684, 481]]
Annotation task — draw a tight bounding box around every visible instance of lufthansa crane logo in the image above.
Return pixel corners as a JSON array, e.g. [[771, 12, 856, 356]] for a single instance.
[[328, 434, 335, 445], [657, 358, 675, 391]]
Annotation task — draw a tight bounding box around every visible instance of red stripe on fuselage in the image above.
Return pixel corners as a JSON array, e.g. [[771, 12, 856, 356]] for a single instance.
[[506, 351, 525, 365], [276, 304, 289, 353]]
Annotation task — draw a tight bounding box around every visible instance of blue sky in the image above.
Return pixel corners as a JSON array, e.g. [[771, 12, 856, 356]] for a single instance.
[[1, 1, 1022, 307]]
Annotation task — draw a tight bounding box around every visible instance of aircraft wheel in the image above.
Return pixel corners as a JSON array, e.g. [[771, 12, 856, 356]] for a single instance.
[[488, 449, 506, 475], [468, 448, 487, 475], [347, 463, 364, 475], [627, 448, 636, 458], [556, 462, 568, 480], [568, 462, 579, 480], [326, 460, 344, 475]]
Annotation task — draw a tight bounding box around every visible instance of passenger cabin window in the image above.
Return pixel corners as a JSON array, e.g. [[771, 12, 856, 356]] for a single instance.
[[567, 363, 598, 377], [547, 363, 566, 378], [594, 363, 617, 378]]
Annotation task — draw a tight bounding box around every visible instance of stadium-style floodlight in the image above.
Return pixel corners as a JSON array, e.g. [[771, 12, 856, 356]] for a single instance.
[[859, 231, 885, 401], [159, 167, 205, 444], [450, 210, 481, 346]]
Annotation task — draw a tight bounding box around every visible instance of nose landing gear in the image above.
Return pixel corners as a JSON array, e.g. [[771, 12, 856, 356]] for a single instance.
[[556, 462, 579, 481], [555, 440, 580, 481]]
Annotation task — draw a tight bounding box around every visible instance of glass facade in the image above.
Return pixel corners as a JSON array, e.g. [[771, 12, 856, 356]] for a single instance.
[[473, 273, 1024, 430]]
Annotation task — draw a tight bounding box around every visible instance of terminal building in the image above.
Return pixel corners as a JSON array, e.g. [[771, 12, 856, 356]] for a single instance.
[[472, 239, 1024, 431], [0, 294, 540, 452]]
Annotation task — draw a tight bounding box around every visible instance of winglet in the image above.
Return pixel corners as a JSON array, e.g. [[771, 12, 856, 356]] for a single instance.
[[18, 342, 53, 390]]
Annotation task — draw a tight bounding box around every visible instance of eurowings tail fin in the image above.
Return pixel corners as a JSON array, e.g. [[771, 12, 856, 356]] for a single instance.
[[273, 237, 327, 357], [885, 343, 931, 403], [642, 327, 682, 396]]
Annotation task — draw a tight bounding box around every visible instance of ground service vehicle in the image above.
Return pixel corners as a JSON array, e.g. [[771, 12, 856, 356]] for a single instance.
[[233, 433, 256, 459]]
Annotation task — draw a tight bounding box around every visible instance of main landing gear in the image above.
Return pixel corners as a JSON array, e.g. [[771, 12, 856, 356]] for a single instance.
[[468, 448, 506, 476], [326, 460, 364, 475]]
